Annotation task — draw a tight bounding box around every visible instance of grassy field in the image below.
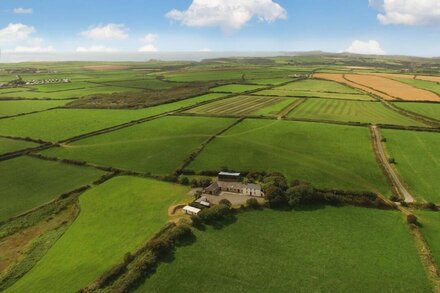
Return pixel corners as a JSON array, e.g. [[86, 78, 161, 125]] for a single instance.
[[248, 78, 292, 85], [415, 211, 440, 268], [210, 84, 266, 93], [185, 96, 295, 116], [0, 100, 67, 117], [288, 99, 425, 126], [30, 82, 102, 92], [0, 93, 228, 141], [188, 119, 391, 195], [277, 79, 362, 93], [43, 116, 236, 175], [0, 156, 104, 222], [0, 137, 39, 155], [98, 78, 180, 90], [381, 129, 440, 203], [137, 207, 430, 292], [7, 176, 191, 293], [393, 102, 440, 121]]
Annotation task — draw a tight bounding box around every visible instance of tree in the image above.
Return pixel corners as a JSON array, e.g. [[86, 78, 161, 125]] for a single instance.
[[407, 214, 418, 225], [190, 178, 198, 187], [246, 198, 260, 209], [179, 176, 189, 185], [219, 199, 232, 207]]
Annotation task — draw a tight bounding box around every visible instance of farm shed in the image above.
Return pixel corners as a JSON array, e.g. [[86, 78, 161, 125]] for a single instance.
[[183, 205, 201, 215]]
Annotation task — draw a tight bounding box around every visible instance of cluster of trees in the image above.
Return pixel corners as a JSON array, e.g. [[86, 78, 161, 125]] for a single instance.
[[179, 176, 212, 188], [262, 172, 392, 209]]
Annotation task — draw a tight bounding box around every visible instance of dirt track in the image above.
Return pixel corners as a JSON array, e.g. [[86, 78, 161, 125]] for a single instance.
[[370, 125, 415, 203]]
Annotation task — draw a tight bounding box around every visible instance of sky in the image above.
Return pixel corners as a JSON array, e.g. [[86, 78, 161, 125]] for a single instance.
[[0, 0, 439, 57]]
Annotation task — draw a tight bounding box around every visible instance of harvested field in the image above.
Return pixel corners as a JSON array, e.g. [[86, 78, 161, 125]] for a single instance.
[[185, 95, 295, 116], [416, 75, 440, 83], [392, 78, 440, 95], [345, 74, 440, 102], [288, 99, 425, 126], [314, 73, 396, 100]]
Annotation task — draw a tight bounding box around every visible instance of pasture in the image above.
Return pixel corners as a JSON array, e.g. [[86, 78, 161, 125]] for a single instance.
[[210, 84, 266, 93], [0, 156, 104, 222], [381, 129, 440, 203], [0, 137, 39, 155], [185, 96, 296, 116], [97, 78, 181, 90], [415, 211, 440, 267], [256, 89, 375, 100], [274, 78, 362, 93], [393, 102, 440, 121], [43, 116, 236, 175], [0, 100, 67, 118], [344, 74, 440, 102], [188, 119, 391, 195], [288, 98, 425, 126], [7, 176, 191, 293], [138, 207, 430, 292], [0, 93, 228, 141]]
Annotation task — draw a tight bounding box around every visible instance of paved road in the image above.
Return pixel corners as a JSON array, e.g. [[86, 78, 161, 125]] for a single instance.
[[371, 125, 415, 203]]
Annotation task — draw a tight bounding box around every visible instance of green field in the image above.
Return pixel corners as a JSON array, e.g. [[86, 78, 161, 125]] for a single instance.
[[43, 116, 236, 175], [210, 84, 266, 93], [381, 129, 440, 202], [0, 100, 67, 117], [393, 77, 440, 95], [0, 137, 39, 155], [248, 78, 292, 85], [0, 156, 104, 222], [30, 82, 101, 92], [138, 207, 430, 292], [0, 86, 141, 100], [7, 176, 191, 293], [394, 102, 440, 121], [98, 78, 180, 90], [256, 89, 374, 100], [276, 79, 362, 93], [0, 93, 228, 141], [185, 95, 296, 116], [288, 99, 425, 126], [415, 211, 440, 267], [188, 119, 391, 195]]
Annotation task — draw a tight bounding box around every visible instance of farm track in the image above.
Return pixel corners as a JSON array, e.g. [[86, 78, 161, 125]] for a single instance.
[[370, 125, 415, 203]]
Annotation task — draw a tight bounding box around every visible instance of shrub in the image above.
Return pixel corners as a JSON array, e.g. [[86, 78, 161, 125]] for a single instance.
[[423, 202, 438, 211], [388, 157, 396, 164], [246, 198, 260, 209], [179, 176, 189, 185], [198, 204, 231, 223], [198, 177, 212, 188], [190, 179, 198, 187], [190, 215, 202, 227], [219, 199, 232, 207], [407, 214, 418, 225], [389, 194, 400, 202]]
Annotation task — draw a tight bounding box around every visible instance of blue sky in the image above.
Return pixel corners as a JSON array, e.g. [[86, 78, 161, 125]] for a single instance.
[[0, 0, 439, 56]]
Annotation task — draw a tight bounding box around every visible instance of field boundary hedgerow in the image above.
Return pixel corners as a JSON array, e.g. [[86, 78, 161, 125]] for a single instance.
[[278, 98, 307, 118], [0, 107, 63, 121], [173, 118, 245, 175], [385, 101, 440, 127]]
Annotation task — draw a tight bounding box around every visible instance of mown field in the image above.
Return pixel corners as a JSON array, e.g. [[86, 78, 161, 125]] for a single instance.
[[0, 93, 228, 141], [0, 100, 67, 118], [0, 137, 39, 155], [393, 102, 440, 121], [210, 84, 266, 93], [7, 176, 191, 293], [185, 95, 296, 116], [381, 129, 440, 203], [188, 119, 391, 195], [0, 156, 104, 222], [392, 77, 440, 95], [288, 98, 425, 126], [137, 207, 429, 292], [415, 211, 440, 267], [43, 116, 236, 175]]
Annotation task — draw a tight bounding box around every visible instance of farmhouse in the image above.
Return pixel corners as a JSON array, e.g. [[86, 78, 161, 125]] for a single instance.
[[204, 172, 263, 197]]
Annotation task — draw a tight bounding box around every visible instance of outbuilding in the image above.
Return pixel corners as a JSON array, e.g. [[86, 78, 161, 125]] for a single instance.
[[183, 205, 201, 215]]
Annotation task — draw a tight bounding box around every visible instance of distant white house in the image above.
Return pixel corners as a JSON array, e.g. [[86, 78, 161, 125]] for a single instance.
[[183, 205, 201, 215]]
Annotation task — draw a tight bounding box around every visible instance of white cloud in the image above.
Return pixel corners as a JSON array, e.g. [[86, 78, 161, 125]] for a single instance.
[[13, 7, 33, 14], [166, 0, 287, 32], [76, 45, 119, 52], [370, 0, 440, 26], [80, 24, 128, 40], [141, 33, 158, 43], [5, 46, 56, 53], [344, 40, 386, 55], [0, 23, 35, 43], [138, 44, 158, 52]]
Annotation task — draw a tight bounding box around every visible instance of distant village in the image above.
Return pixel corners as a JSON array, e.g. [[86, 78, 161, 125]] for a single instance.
[[0, 74, 70, 89]]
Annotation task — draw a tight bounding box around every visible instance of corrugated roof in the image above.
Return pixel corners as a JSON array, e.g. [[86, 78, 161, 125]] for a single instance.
[[218, 172, 241, 177], [183, 205, 201, 213]]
